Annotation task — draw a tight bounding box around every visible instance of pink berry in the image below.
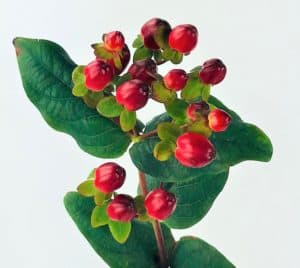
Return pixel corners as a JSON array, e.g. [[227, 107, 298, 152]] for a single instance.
[[128, 59, 157, 85], [208, 109, 231, 132], [141, 18, 171, 49], [116, 79, 150, 111], [169, 24, 198, 53], [163, 69, 188, 91], [104, 31, 125, 52], [199, 58, 226, 85], [144, 189, 176, 221], [94, 162, 126, 193], [107, 194, 136, 222], [175, 132, 216, 168], [84, 59, 113, 91]]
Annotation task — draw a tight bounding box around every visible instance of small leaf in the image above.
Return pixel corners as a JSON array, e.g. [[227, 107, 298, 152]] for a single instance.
[[96, 96, 124, 118], [72, 83, 88, 97], [165, 99, 189, 123], [157, 122, 182, 142], [151, 81, 176, 104], [190, 66, 201, 73], [181, 77, 208, 102], [91, 204, 110, 228], [82, 91, 105, 108], [153, 140, 175, 161], [87, 168, 96, 180], [162, 48, 183, 64], [170, 51, 183, 64], [133, 47, 153, 62], [94, 45, 114, 59], [94, 191, 107, 206], [132, 35, 144, 48], [120, 110, 136, 132], [108, 220, 132, 244], [72, 65, 85, 84], [77, 180, 96, 197]]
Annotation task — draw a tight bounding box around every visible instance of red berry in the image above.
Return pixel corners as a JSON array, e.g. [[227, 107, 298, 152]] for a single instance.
[[107, 194, 136, 222], [116, 79, 150, 111], [128, 59, 157, 85], [208, 109, 231, 132], [141, 18, 171, 49], [186, 101, 210, 121], [84, 59, 113, 91], [94, 162, 126, 193], [104, 31, 125, 52], [175, 132, 216, 168], [144, 189, 176, 221], [103, 44, 130, 75], [199, 59, 226, 85], [163, 69, 188, 91], [169, 24, 198, 53]]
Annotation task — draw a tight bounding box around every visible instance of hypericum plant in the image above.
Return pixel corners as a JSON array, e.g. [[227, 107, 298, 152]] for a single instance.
[[14, 18, 273, 268]]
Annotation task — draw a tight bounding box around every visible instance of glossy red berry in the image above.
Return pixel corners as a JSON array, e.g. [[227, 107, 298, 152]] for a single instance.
[[175, 132, 216, 168], [116, 79, 150, 111], [144, 189, 176, 221], [128, 59, 157, 85], [104, 31, 125, 52], [107, 194, 136, 222], [163, 69, 188, 91], [84, 59, 113, 91], [169, 24, 198, 53], [208, 109, 231, 132], [199, 59, 226, 85], [94, 162, 126, 193], [186, 101, 210, 121], [141, 18, 171, 49]]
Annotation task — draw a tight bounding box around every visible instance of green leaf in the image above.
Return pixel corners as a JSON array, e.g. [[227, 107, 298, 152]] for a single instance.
[[77, 180, 96, 197], [108, 220, 132, 244], [170, 51, 183, 64], [162, 48, 182, 64], [87, 168, 96, 180], [91, 203, 110, 228], [64, 192, 175, 268], [133, 47, 153, 62], [93, 45, 114, 59], [153, 140, 175, 161], [83, 91, 105, 109], [151, 81, 176, 104], [72, 65, 85, 84], [181, 76, 209, 102], [72, 83, 88, 97], [130, 95, 272, 183], [113, 73, 132, 87], [96, 96, 124, 118], [171, 237, 235, 268], [132, 35, 144, 48], [157, 122, 182, 142], [94, 191, 108, 206], [14, 37, 131, 158], [120, 110, 136, 132], [165, 99, 189, 123]]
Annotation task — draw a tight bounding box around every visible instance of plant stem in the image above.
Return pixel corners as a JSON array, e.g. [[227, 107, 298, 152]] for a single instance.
[[138, 171, 167, 268]]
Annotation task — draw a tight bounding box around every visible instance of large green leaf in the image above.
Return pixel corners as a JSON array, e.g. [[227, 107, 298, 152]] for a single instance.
[[64, 192, 175, 268], [171, 237, 235, 268], [14, 37, 131, 158], [143, 170, 229, 229], [130, 95, 272, 182]]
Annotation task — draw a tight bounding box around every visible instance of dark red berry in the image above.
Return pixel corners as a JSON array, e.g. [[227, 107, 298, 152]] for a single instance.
[[116, 79, 150, 111], [187, 101, 210, 121], [169, 24, 198, 53], [141, 18, 171, 49], [94, 162, 126, 193], [128, 59, 157, 85], [208, 109, 231, 132], [104, 31, 125, 52], [199, 58, 226, 85], [84, 59, 113, 91], [107, 194, 136, 222], [144, 189, 176, 221], [163, 69, 188, 91], [175, 132, 216, 168]]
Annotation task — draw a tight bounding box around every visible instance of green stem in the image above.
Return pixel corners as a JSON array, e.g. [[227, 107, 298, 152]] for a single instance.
[[138, 171, 167, 268]]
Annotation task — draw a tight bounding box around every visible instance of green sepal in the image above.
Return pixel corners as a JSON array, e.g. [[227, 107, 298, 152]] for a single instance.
[[91, 203, 110, 228], [132, 35, 144, 48], [151, 80, 177, 104], [153, 50, 166, 64], [83, 91, 105, 109], [162, 48, 183, 64], [94, 191, 111, 206], [187, 120, 212, 138], [93, 44, 114, 59], [181, 76, 209, 102], [120, 110, 136, 132], [134, 195, 146, 215], [96, 96, 124, 118], [72, 65, 85, 84], [133, 47, 153, 62], [157, 122, 183, 142], [72, 83, 88, 97], [201, 85, 211, 101], [113, 73, 132, 87], [165, 99, 189, 123], [87, 168, 96, 180], [113, 55, 123, 70], [77, 180, 96, 197], [153, 140, 176, 161], [108, 220, 132, 244]]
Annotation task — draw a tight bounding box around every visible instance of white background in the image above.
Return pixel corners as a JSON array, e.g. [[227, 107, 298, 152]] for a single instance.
[[1, 0, 298, 267]]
